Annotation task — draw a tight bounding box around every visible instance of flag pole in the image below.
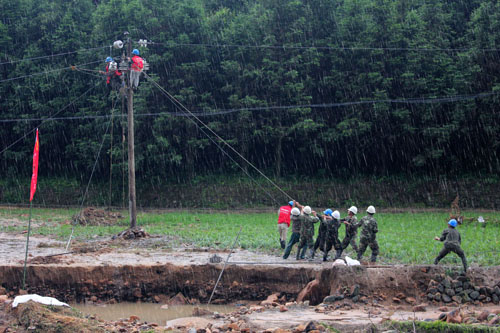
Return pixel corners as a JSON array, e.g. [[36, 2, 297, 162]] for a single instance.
[[22, 201, 33, 290]]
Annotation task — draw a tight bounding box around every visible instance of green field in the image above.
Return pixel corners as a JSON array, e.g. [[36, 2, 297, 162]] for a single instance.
[[0, 207, 498, 266]]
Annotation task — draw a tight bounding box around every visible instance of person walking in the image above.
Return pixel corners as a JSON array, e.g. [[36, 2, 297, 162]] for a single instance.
[[323, 210, 342, 261], [297, 206, 319, 260], [282, 207, 302, 259], [311, 209, 332, 259], [338, 206, 359, 258], [434, 219, 467, 272], [357, 205, 379, 263]]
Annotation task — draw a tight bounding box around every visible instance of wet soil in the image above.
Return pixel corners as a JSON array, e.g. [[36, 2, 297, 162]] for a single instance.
[[1, 232, 500, 331]]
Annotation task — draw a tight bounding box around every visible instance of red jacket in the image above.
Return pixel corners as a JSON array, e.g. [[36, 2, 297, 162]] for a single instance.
[[277, 205, 292, 227], [131, 55, 144, 72]]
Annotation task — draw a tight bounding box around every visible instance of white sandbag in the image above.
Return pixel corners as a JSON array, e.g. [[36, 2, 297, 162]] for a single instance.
[[345, 256, 360, 266], [12, 294, 69, 308], [332, 259, 346, 266]]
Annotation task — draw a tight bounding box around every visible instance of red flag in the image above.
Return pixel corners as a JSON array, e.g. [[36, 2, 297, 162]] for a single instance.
[[29, 129, 39, 202]]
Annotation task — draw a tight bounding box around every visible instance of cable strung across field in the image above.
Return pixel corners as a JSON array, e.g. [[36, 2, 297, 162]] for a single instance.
[[145, 72, 289, 204]]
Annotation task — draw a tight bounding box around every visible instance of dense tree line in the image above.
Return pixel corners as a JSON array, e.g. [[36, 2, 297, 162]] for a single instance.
[[1, 0, 499, 189]]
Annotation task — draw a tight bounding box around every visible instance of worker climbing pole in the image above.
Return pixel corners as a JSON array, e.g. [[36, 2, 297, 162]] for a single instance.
[[112, 32, 149, 228]]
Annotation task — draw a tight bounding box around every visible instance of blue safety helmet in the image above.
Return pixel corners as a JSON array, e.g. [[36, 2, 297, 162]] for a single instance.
[[288, 201, 294, 207], [132, 49, 140, 55], [323, 209, 333, 216], [105, 56, 113, 63], [448, 219, 458, 228]]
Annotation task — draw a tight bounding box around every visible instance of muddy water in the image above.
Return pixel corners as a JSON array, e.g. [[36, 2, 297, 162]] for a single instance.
[[72, 303, 234, 326]]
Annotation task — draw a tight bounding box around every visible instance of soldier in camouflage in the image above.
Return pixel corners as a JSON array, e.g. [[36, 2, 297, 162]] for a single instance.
[[311, 209, 332, 259], [282, 207, 303, 259], [337, 206, 359, 258], [434, 219, 467, 272], [357, 205, 379, 262], [323, 210, 342, 261], [297, 206, 319, 260]]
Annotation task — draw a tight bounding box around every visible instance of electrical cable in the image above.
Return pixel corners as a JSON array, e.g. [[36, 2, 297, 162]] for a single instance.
[[148, 41, 500, 53], [0, 60, 102, 83], [1, 90, 498, 123], [65, 95, 119, 251], [0, 82, 99, 155], [145, 75, 281, 205], [144, 73, 294, 202], [0, 46, 110, 66]]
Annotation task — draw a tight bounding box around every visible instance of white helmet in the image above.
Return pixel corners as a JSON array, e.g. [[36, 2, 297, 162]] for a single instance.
[[332, 210, 340, 219], [291, 207, 301, 216], [366, 205, 376, 214], [348, 206, 358, 215], [303, 206, 312, 215]]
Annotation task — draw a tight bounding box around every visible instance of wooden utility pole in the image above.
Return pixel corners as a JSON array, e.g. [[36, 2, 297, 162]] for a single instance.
[[125, 33, 137, 228]]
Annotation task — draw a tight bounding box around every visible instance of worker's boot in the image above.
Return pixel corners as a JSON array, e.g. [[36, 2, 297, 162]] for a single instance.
[[280, 240, 285, 249], [300, 246, 307, 260], [370, 254, 377, 263], [323, 253, 328, 262], [334, 249, 342, 260]]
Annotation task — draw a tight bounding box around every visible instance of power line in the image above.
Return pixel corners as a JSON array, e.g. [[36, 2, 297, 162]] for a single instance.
[[149, 41, 500, 53], [0, 46, 110, 66], [0, 82, 99, 155], [1, 90, 497, 124], [0, 60, 101, 83]]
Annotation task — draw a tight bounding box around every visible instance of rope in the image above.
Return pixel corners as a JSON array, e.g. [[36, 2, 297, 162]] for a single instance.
[[145, 74, 283, 205], [0, 83, 99, 155], [65, 96, 119, 251], [144, 73, 294, 202]]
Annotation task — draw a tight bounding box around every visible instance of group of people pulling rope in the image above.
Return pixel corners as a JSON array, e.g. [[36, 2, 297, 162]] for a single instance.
[[277, 201, 468, 272]]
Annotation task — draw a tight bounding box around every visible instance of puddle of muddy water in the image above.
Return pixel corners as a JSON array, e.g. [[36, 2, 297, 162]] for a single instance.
[[72, 303, 235, 326]]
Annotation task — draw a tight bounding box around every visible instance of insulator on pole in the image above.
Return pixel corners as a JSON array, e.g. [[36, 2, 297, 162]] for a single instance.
[[113, 40, 124, 49]]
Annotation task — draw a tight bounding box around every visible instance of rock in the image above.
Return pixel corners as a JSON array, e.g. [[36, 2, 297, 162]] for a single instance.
[[463, 317, 478, 324], [294, 324, 306, 332], [161, 304, 169, 309], [305, 321, 317, 332], [455, 287, 463, 293], [469, 291, 479, 300], [296, 280, 322, 305], [192, 307, 214, 316], [451, 296, 462, 304], [0, 295, 9, 303], [493, 294, 499, 304], [426, 293, 434, 300], [445, 288, 455, 297], [452, 280, 462, 288], [90, 296, 98, 302], [412, 304, 427, 312], [227, 323, 239, 331], [392, 297, 401, 304], [168, 292, 188, 305], [349, 285, 360, 298], [129, 315, 140, 322], [442, 294, 451, 303], [405, 297, 416, 305], [495, 286, 500, 296], [437, 284, 444, 293], [438, 306, 449, 312], [488, 316, 499, 325], [446, 309, 463, 324], [323, 295, 343, 303], [261, 293, 280, 306], [438, 313, 447, 321], [165, 317, 214, 330], [434, 292, 442, 302], [442, 277, 452, 289], [279, 305, 288, 312], [477, 310, 490, 322], [153, 295, 161, 303], [273, 329, 290, 333]]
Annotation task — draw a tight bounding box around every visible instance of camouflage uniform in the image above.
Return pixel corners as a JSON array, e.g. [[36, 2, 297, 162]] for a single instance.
[[297, 214, 319, 260], [311, 214, 328, 259], [340, 215, 359, 252], [434, 227, 467, 271], [323, 217, 342, 261], [357, 214, 379, 262], [283, 215, 303, 259]]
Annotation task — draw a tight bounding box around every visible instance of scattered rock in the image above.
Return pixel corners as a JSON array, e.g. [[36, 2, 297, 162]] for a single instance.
[[488, 316, 499, 325], [438, 306, 449, 312], [168, 292, 188, 305], [261, 293, 280, 306], [279, 305, 288, 312], [192, 307, 214, 316], [412, 304, 427, 312], [442, 294, 451, 303], [469, 291, 479, 300], [405, 297, 416, 305], [446, 309, 463, 324], [477, 310, 490, 322], [392, 297, 401, 304], [296, 280, 322, 305]]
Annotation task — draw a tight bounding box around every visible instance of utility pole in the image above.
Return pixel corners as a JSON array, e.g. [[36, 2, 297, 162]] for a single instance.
[[125, 34, 137, 229]]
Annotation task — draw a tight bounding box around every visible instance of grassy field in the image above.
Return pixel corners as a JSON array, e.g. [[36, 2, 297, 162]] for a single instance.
[[0, 206, 498, 266]]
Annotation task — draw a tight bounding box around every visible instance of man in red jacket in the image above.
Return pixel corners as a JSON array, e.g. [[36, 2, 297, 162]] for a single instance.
[[129, 49, 143, 89], [277, 200, 302, 248]]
